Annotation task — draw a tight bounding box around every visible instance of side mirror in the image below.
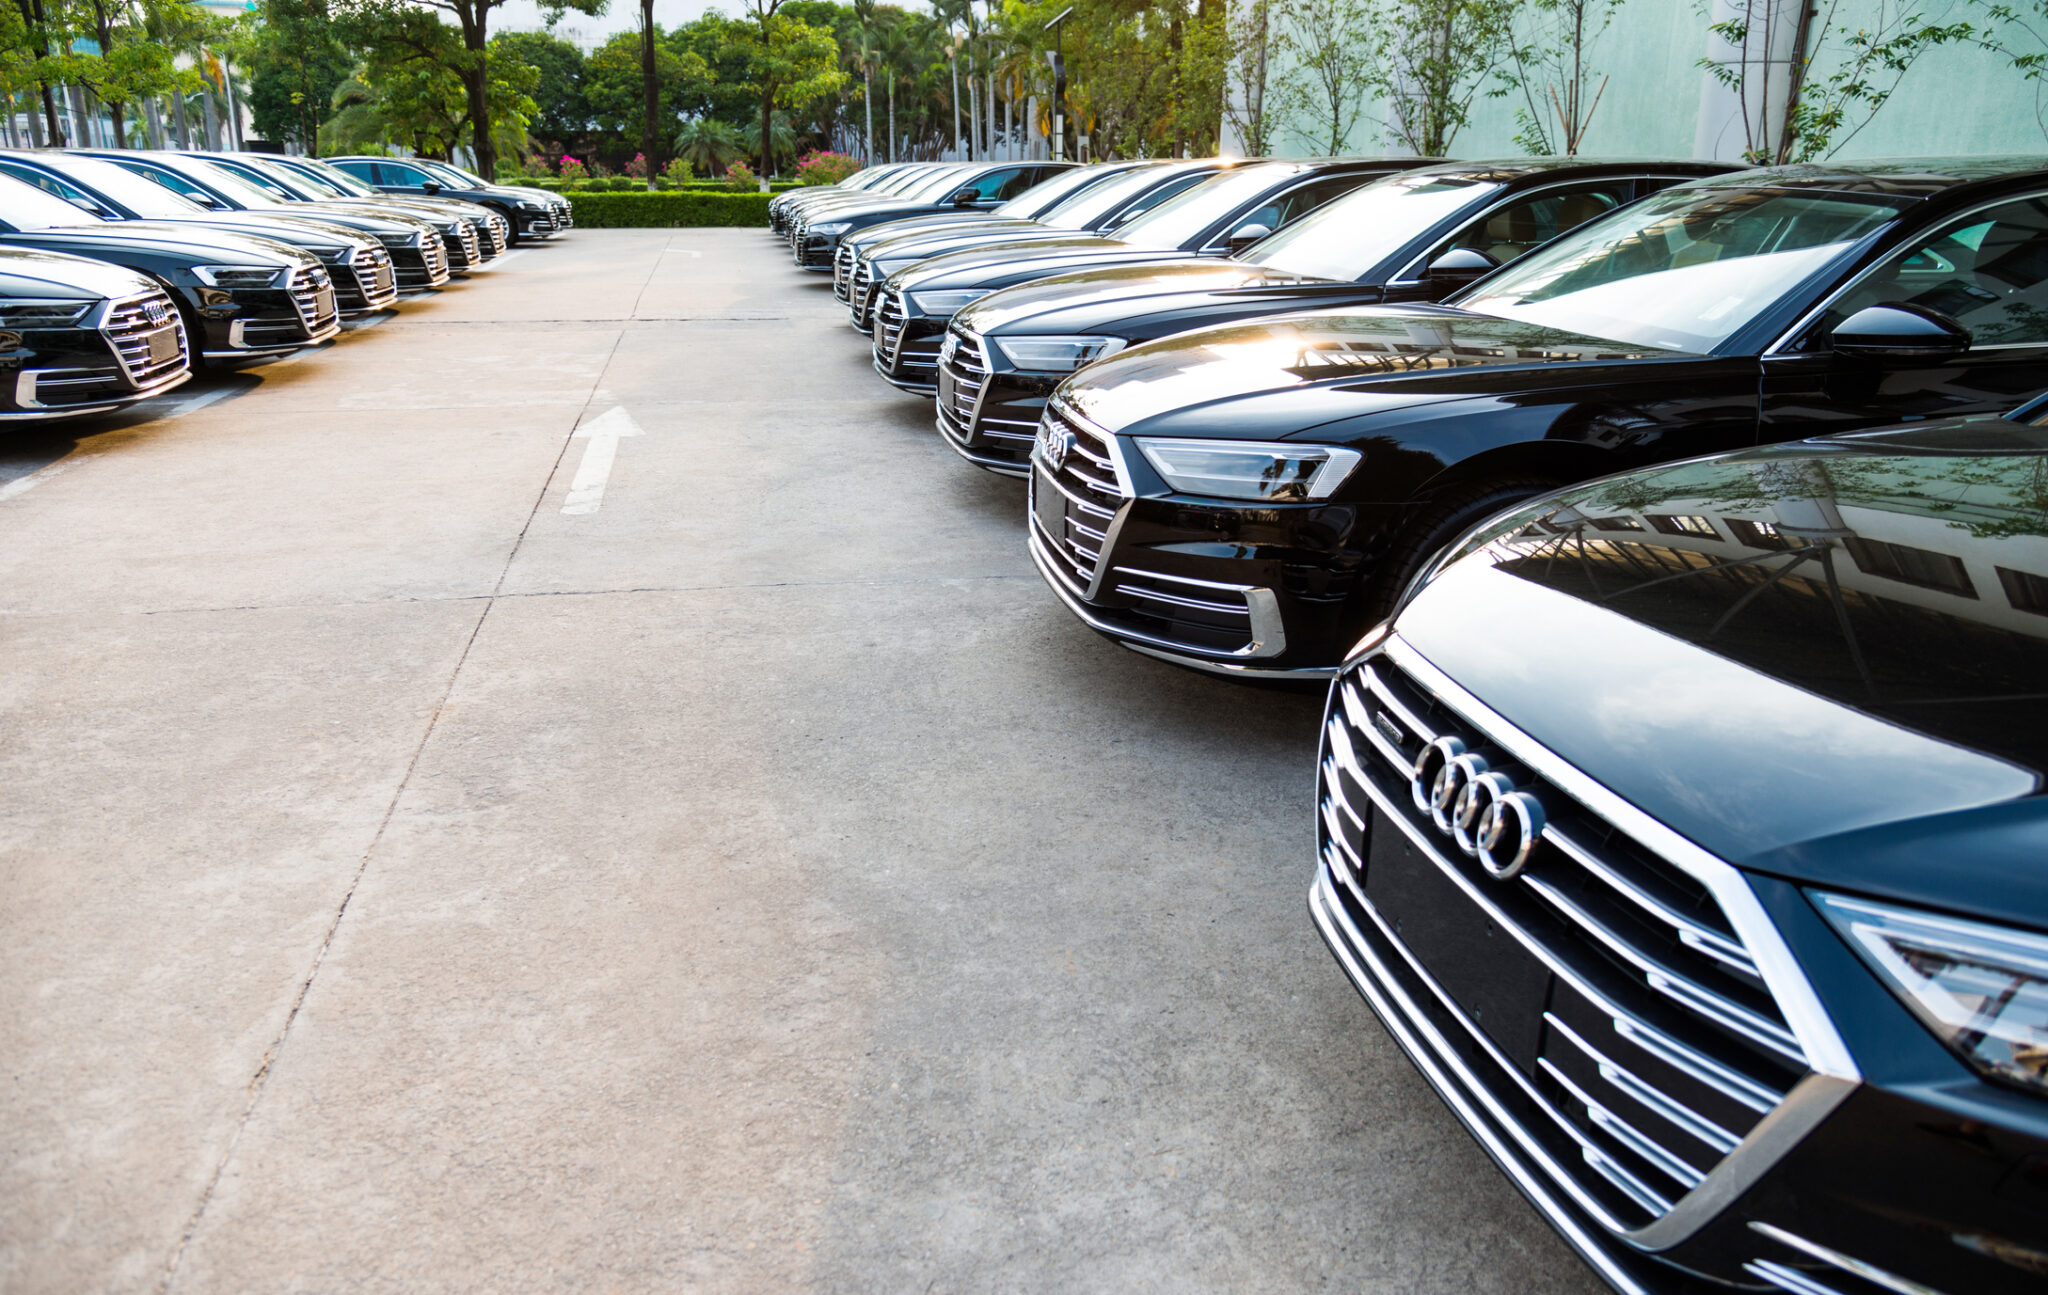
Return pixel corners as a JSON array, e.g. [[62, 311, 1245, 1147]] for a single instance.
[[1831, 303, 1971, 362], [951, 186, 981, 207], [194, 193, 225, 210], [65, 196, 111, 218], [1424, 246, 1500, 286], [422, 181, 442, 194], [1226, 222, 1273, 255]]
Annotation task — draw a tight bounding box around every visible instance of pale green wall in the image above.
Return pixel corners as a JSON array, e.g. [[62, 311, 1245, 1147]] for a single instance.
[[1265, 0, 2048, 164]]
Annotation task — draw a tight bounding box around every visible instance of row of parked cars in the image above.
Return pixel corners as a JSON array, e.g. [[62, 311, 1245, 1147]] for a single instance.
[[0, 148, 573, 420], [776, 157, 2048, 1293]]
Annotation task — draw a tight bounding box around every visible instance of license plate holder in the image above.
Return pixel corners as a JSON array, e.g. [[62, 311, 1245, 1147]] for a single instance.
[[1031, 465, 1066, 544], [1365, 814, 1553, 1075], [146, 328, 179, 366]]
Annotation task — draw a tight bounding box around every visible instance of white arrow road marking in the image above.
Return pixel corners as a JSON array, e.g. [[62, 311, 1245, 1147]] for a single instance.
[[562, 406, 644, 515]]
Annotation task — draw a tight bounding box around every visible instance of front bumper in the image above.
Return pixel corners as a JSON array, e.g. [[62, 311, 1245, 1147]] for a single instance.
[[1310, 641, 2048, 1294], [1023, 407, 1407, 674], [935, 329, 1055, 476], [1, 293, 191, 419], [390, 237, 452, 292], [187, 270, 340, 359], [795, 231, 838, 270]]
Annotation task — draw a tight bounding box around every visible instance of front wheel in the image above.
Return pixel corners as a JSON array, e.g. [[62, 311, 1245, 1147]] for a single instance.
[[1358, 477, 1562, 628]]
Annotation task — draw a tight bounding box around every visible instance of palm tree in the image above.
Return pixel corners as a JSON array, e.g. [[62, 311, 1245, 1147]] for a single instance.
[[848, 5, 883, 163], [878, 19, 910, 165], [674, 117, 745, 174]]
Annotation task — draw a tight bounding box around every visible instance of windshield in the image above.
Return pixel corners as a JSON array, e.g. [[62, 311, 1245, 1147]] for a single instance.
[[299, 159, 382, 198], [901, 166, 975, 201], [420, 160, 490, 187], [47, 155, 211, 219], [1047, 165, 1183, 231], [218, 160, 307, 199], [1242, 173, 1500, 280], [1114, 165, 1292, 249], [0, 173, 112, 230], [1458, 186, 1904, 352], [182, 158, 294, 207], [252, 159, 339, 198], [993, 166, 1102, 218]]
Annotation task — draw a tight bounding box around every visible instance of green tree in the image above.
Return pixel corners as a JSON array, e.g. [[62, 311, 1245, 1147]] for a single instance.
[[249, 0, 352, 153], [39, 0, 216, 148], [583, 28, 708, 157], [673, 115, 747, 171], [327, 0, 540, 159], [1274, 0, 1374, 154], [492, 30, 586, 148], [1495, 0, 1625, 155], [725, 1, 843, 177], [1369, 0, 1518, 156]]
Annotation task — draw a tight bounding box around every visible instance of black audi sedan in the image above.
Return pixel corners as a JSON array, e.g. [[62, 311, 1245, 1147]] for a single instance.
[[259, 155, 494, 277], [843, 160, 1228, 332], [770, 162, 919, 234], [0, 246, 189, 418], [941, 159, 1732, 474], [0, 174, 336, 363], [327, 156, 570, 243], [1028, 156, 2048, 677], [874, 158, 1422, 393], [201, 153, 476, 287], [791, 162, 1036, 268], [0, 151, 397, 316], [1314, 415, 2048, 1295]]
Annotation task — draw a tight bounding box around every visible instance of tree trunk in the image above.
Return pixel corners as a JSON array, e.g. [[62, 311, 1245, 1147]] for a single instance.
[[886, 77, 896, 165], [172, 93, 190, 148], [949, 50, 960, 159], [640, 0, 659, 187], [761, 86, 774, 176], [457, 3, 494, 178], [863, 68, 873, 161], [91, 0, 125, 147], [25, 100, 43, 147], [202, 82, 220, 150], [144, 97, 163, 149], [16, 0, 65, 145]]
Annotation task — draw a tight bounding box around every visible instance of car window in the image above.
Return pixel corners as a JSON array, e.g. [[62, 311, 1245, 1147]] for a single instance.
[[0, 162, 84, 202], [991, 165, 1109, 219], [1221, 175, 1373, 247], [127, 162, 210, 202], [222, 164, 295, 198], [965, 167, 1037, 202], [383, 163, 434, 186], [1459, 186, 1903, 352], [1418, 183, 1631, 273], [331, 160, 376, 183], [1810, 193, 2048, 348], [1114, 165, 1296, 248]]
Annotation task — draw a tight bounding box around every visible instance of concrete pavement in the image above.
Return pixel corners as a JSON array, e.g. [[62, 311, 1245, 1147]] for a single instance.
[[1, 230, 1605, 1293]]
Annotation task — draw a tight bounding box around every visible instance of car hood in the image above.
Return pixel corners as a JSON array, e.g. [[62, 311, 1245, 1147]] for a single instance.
[[1, 221, 310, 264], [0, 246, 155, 298], [959, 258, 1337, 332], [1057, 305, 1685, 439], [866, 223, 1078, 267], [163, 211, 372, 248], [1394, 421, 2048, 920], [846, 210, 1025, 250]]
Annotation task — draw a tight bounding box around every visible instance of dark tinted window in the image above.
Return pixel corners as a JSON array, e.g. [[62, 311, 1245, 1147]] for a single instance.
[[1433, 184, 1630, 268], [1818, 193, 2048, 347]]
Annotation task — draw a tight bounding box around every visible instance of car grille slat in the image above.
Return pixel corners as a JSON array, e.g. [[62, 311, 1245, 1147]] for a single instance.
[[287, 265, 338, 336], [1317, 656, 1811, 1232], [833, 244, 855, 300], [1028, 403, 1125, 594], [875, 292, 907, 365]]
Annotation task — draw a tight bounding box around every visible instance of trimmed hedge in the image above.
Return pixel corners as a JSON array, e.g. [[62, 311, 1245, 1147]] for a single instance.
[[563, 190, 774, 227]]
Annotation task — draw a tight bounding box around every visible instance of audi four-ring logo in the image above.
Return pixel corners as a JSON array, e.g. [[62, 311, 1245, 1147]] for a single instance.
[[1038, 422, 1075, 472], [1409, 736, 1546, 879], [144, 300, 170, 327]]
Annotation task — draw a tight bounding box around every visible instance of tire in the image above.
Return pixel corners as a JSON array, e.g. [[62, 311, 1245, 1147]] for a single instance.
[[1358, 477, 1562, 627], [487, 204, 520, 246]]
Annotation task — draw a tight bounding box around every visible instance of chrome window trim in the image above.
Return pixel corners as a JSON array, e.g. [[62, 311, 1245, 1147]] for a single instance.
[[1384, 634, 1858, 1082], [1764, 187, 2048, 357]]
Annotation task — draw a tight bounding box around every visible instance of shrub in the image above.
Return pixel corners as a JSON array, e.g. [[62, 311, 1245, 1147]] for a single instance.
[[795, 150, 861, 186], [562, 191, 773, 228], [493, 159, 521, 181], [623, 152, 647, 179], [662, 157, 694, 186], [723, 160, 757, 193], [558, 155, 588, 182]]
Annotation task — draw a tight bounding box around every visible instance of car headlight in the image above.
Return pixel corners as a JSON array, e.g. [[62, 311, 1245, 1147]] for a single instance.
[[993, 334, 1126, 372], [1134, 438, 1362, 502], [0, 298, 96, 327], [1815, 892, 2048, 1095], [905, 288, 991, 317], [191, 265, 286, 289], [812, 221, 852, 237], [516, 200, 543, 211]]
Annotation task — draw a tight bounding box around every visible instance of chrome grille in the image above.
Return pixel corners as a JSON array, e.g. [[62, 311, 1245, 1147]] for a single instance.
[[851, 263, 878, 330], [874, 292, 908, 366], [483, 215, 508, 254], [1104, 567, 1255, 653], [1317, 653, 1811, 1233], [551, 202, 572, 230], [100, 291, 188, 389], [455, 224, 481, 267], [1027, 403, 1124, 595], [287, 265, 337, 335], [351, 246, 398, 308], [419, 234, 449, 283], [935, 327, 987, 442], [833, 243, 856, 301]]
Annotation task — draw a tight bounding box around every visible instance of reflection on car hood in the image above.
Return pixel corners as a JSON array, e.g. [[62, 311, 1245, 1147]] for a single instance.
[[1, 222, 311, 263], [0, 246, 156, 298], [1397, 420, 2048, 918], [1058, 305, 1680, 436], [894, 235, 1131, 284], [959, 259, 1333, 332]]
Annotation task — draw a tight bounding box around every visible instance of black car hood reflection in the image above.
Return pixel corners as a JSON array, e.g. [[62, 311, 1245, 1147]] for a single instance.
[[1058, 305, 1683, 438], [959, 258, 1335, 333], [1395, 420, 2048, 918]]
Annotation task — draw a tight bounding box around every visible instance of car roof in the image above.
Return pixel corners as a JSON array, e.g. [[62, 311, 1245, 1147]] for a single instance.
[[1685, 155, 2048, 198], [1387, 156, 1733, 183]]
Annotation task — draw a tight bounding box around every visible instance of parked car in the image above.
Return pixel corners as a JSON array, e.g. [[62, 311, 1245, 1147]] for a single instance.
[[939, 159, 1732, 475], [1314, 412, 2048, 1295], [0, 246, 189, 418], [257, 153, 503, 279], [871, 158, 1425, 394], [326, 156, 570, 243], [842, 160, 1228, 332], [788, 160, 1074, 270], [0, 173, 336, 364], [200, 153, 477, 287], [0, 151, 397, 316], [1026, 156, 2048, 678], [769, 162, 919, 234], [786, 163, 980, 263], [776, 162, 949, 238]]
